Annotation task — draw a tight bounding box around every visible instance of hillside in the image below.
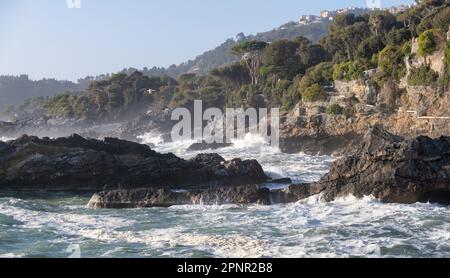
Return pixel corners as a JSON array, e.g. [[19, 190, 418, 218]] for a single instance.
[[122, 7, 379, 78], [0, 75, 89, 117], [5, 1, 449, 146], [0, 19, 332, 116], [121, 20, 332, 78]]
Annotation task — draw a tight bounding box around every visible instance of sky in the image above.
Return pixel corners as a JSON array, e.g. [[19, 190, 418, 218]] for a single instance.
[[0, 0, 414, 81]]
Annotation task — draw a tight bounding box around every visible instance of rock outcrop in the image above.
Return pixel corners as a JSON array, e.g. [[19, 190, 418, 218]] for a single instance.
[[286, 126, 450, 204], [88, 185, 271, 208], [188, 141, 233, 152], [87, 126, 450, 208], [0, 134, 267, 191], [279, 113, 364, 155]]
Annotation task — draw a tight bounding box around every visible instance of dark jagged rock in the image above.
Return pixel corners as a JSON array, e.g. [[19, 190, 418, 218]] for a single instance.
[[279, 132, 362, 155], [87, 185, 272, 208], [86, 127, 450, 208], [0, 134, 268, 191], [268, 178, 292, 184], [279, 114, 364, 155], [287, 126, 450, 205]]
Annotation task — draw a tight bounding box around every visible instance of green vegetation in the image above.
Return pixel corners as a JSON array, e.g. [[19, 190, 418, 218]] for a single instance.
[[445, 40, 450, 68], [326, 104, 344, 115], [0, 75, 85, 114], [418, 30, 437, 57], [302, 84, 326, 102], [231, 41, 268, 85], [43, 72, 177, 121], [9, 1, 449, 123], [374, 44, 407, 85], [407, 65, 439, 86], [441, 40, 450, 90], [333, 60, 371, 81]]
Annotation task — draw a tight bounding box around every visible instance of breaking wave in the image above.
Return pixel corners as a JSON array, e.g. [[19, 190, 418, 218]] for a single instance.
[[0, 194, 448, 258], [0, 130, 448, 258]]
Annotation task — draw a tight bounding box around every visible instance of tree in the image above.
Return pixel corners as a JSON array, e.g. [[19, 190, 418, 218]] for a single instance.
[[321, 18, 371, 62], [356, 35, 386, 59], [369, 11, 396, 36], [299, 44, 330, 71], [397, 6, 422, 37], [73, 96, 95, 120], [261, 40, 302, 80], [210, 62, 251, 88], [341, 22, 372, 60], [375, 44, 407, 84], [431, 6, 450, 31], [231, 40, 268, 85], [386, 28, 411, 45], [330, 14, 356, 32]]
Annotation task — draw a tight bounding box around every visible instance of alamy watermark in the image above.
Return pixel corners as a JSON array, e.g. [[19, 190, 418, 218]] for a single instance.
[[171, 100, 280, 148], [66, 0, 81, 9], [366, 0, 382, 9]]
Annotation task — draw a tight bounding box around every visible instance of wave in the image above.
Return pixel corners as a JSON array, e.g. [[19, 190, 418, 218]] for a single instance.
[[0, 136, 14, 142], [1, 193, 449, 258], [137, 131, 165, 146]]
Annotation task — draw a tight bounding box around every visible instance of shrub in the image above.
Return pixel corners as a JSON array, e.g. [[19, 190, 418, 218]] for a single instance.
[[302, 84, 325, 102], [386, 28, 412, 45], [418, 30, 436, 57], [438, 71, 450, 91], [407, 65, 438, 86], [326, 104, 344, 115], [445, 40, 450, 68], [333, 60, 370, 81], [402, 41, 412, 56], [282, 75, 303, 110], [375, 44, 407, 84], [343, 107, 355, 119]]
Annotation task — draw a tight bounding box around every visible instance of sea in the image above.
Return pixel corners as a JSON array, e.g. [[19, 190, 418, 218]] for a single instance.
[[0, 133, 449, 258]]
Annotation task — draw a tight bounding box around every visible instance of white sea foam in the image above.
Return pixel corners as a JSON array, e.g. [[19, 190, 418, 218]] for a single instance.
[[137, 131, 164, 146], [141, 131, 334, 183], [0, 193, 449, 258], [0, 200, 134, 234], [0, 253, 25, 258], [0, 130, 448, 258], [0, 136, 14, 142]]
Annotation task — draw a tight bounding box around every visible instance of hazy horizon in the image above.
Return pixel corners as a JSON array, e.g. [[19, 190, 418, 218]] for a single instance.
[[0, 0, 413, 82]]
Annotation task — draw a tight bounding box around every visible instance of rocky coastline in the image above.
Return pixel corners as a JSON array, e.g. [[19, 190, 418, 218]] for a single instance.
[[0, 134, 267, 191], [2, 126, 448, 208], [86, 126, 450, 208]]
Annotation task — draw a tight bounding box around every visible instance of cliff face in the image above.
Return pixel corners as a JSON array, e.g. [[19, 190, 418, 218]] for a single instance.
[[280, 38, 450, 155]]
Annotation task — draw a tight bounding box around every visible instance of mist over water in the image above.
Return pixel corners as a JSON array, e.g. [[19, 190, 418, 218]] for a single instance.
[[0, 132, 449, 258]]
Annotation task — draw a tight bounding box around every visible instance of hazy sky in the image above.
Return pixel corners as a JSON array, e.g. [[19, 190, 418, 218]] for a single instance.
[[0, 0, 413, 81]]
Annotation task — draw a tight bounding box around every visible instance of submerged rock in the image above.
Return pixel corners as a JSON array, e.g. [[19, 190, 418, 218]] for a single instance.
[[187, 141, 233, 151], [0, 134, 268, 191], [88, 185, 272, 208]]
